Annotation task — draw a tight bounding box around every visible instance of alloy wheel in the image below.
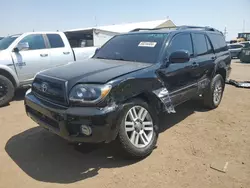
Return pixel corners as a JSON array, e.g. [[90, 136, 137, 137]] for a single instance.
[[125, 106, 154, 148]]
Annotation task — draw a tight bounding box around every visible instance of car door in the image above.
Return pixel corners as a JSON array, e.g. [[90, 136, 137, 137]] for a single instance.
[[45, 33, 74, 68], [158, 33, 199, 105], [192, 33, 215, 93], [11, 34, 50, 83]]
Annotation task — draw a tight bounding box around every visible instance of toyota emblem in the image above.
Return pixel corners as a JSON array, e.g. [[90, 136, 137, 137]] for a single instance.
[[41, 82, 48, 92]]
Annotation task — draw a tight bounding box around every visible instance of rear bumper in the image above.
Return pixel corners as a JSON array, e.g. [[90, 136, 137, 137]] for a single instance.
[[24, 90, 120, 143]]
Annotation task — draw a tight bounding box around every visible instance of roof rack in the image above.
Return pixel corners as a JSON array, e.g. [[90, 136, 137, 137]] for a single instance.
[[130, 26, 176, 32], [130, 25, 222, 34], [176, 25, 222, 32]]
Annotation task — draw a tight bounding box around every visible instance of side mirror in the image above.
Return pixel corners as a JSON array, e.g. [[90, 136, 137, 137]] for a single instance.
[[13, 42, 29, 52], [169, 50, 190, 63], [94, 48, 100, 55]]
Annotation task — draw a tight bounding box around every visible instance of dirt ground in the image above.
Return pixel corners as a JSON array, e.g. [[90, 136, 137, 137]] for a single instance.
[[0, 60, 249, 188]]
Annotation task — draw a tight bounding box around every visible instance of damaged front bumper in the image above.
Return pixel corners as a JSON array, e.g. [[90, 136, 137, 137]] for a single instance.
[[24, 91, 121, 143]]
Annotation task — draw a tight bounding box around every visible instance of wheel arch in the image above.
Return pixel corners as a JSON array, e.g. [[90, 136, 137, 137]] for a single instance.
[[0, 65, 19, 88], [214, 61, 227, 82]]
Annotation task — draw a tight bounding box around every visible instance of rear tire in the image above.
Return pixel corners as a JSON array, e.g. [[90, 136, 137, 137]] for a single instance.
[[0, 75, 15, 107], [117, 99, 158, 158], [203, 74, 225, 109]]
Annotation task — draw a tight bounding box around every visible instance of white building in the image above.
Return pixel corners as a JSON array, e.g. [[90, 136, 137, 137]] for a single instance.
[[65, 19, 175, 47]]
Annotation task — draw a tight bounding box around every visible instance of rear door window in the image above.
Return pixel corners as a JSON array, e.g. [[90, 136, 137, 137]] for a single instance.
[[168, 33, 194, 56], [193, 33, 208, 56], [47, 34, 65, 48]]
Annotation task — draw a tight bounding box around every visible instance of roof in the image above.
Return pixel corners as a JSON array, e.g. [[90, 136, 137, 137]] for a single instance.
[[66, 19, 175, 33]]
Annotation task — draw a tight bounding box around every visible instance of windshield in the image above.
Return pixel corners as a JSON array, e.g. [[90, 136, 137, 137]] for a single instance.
[[0, 35, 20, 50], [94, 33, 168, 64]]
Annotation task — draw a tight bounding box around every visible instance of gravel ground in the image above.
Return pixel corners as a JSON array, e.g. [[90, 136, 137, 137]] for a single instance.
[[0, 60, 249, 188]]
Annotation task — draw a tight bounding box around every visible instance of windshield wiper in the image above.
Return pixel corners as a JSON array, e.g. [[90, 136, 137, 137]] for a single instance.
[[95, 57, 127, 61]]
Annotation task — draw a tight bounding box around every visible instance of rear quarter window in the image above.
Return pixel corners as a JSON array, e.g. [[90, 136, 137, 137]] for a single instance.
[[208, 33, 227, 53]]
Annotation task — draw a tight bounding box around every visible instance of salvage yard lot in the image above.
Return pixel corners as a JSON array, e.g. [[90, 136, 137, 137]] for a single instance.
[[0, 60, 249, 188]]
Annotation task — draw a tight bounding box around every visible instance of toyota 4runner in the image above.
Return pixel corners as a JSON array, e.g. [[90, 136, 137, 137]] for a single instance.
[[25, 26, 231, 158]]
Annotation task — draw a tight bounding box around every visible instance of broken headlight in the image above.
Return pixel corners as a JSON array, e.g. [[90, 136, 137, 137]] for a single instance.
[[69, 84, 112, 103]]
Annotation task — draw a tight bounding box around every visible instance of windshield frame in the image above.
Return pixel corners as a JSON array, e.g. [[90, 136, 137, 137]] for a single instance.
[[0, 35, 20, 50], [93, 32, 169, 64]]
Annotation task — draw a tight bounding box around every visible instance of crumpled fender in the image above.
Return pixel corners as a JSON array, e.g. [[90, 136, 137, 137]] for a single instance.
[[107, 72, 176, 114]]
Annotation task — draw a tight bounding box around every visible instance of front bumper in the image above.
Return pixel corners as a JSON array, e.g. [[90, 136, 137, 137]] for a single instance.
[[24, 90, 120, 143]]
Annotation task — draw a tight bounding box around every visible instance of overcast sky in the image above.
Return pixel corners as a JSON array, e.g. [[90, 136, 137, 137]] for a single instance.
[[1, 0, 250, 40]]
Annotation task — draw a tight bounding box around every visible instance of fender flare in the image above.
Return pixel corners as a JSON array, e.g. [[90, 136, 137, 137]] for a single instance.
[[212, 61, 227, 79], [0, 64, 19, 87]]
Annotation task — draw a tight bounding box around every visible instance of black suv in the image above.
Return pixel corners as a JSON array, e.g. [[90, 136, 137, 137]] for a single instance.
[[25, 26, 231, 158]]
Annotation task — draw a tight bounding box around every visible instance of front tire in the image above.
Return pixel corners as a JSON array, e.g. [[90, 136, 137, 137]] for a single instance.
[[117, 99, 158, 158], [203, 74, 225, 109], [0, 75, 15, 107]]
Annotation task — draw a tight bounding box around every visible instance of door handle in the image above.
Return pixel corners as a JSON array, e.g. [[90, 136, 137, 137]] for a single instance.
[[40, 54, 48, 57], [191, 62, 199, 68], [63, 52, 70, 55]]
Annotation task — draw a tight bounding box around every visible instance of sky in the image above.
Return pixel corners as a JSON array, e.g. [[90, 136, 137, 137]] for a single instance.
[[1, 0, 250, 40]]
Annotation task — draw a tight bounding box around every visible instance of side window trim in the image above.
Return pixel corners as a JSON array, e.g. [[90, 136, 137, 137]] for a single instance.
[[43, 34, 51, 48], [168, 32, 194, 57], [205, 35, 214, 54], [43, 34, 50, 49]]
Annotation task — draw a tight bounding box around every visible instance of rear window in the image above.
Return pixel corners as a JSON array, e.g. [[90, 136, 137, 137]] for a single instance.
[[208, 33, 227, 53], [47, 34, 65, 48], [94, 33, 168, 64], [228, 44, 243, 49]]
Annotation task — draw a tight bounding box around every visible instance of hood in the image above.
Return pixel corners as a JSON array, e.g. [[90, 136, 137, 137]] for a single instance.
[[40, 58, 152, 84]]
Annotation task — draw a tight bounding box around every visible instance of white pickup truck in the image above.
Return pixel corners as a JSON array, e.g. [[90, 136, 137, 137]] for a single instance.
[[0, 31, 103, 106]]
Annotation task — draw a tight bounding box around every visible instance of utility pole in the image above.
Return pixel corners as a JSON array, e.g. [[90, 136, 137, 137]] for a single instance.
[[223, 27, 228, 39]]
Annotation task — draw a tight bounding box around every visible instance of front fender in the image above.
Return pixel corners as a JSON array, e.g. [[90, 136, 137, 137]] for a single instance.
[[108, 73, 175, 114], [0, 64, 19, 87]]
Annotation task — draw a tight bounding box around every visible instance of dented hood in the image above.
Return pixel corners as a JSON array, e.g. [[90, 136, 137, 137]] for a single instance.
[[40, 58, 152, 84]]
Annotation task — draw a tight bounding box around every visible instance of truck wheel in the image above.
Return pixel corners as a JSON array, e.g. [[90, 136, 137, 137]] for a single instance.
[[0, 75, 15, 107], [203, 74, 225, 109], [117, 99, 158, 158]]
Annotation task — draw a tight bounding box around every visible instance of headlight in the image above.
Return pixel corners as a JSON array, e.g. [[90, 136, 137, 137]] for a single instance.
[[69, 84, 112, 103]]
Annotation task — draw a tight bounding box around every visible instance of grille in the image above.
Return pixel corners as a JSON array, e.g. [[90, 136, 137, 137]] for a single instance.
[[32, 75, 68, 106]]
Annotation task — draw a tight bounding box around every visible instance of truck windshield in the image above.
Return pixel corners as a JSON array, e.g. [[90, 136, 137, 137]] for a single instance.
[[0, 35, 20, 50], [94, 33, 168, 64]]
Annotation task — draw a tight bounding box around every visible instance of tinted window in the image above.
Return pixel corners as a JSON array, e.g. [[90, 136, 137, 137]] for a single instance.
[[193, 34, 208, 55], [47, 34, 65, 48], [168, 33, 193, 56], [0, 35, 19, 50], [94, 33, 168, 64], [240, 42, 250, 48], [19, 34, 46, 50], [228, 44, 243, 49], [208, 33, 227, 53]]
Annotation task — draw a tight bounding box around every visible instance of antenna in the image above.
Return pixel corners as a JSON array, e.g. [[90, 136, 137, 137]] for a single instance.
[[223, 27, 228, 38], [243, 20, 245, 32], [94, 16, 97, 27]]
